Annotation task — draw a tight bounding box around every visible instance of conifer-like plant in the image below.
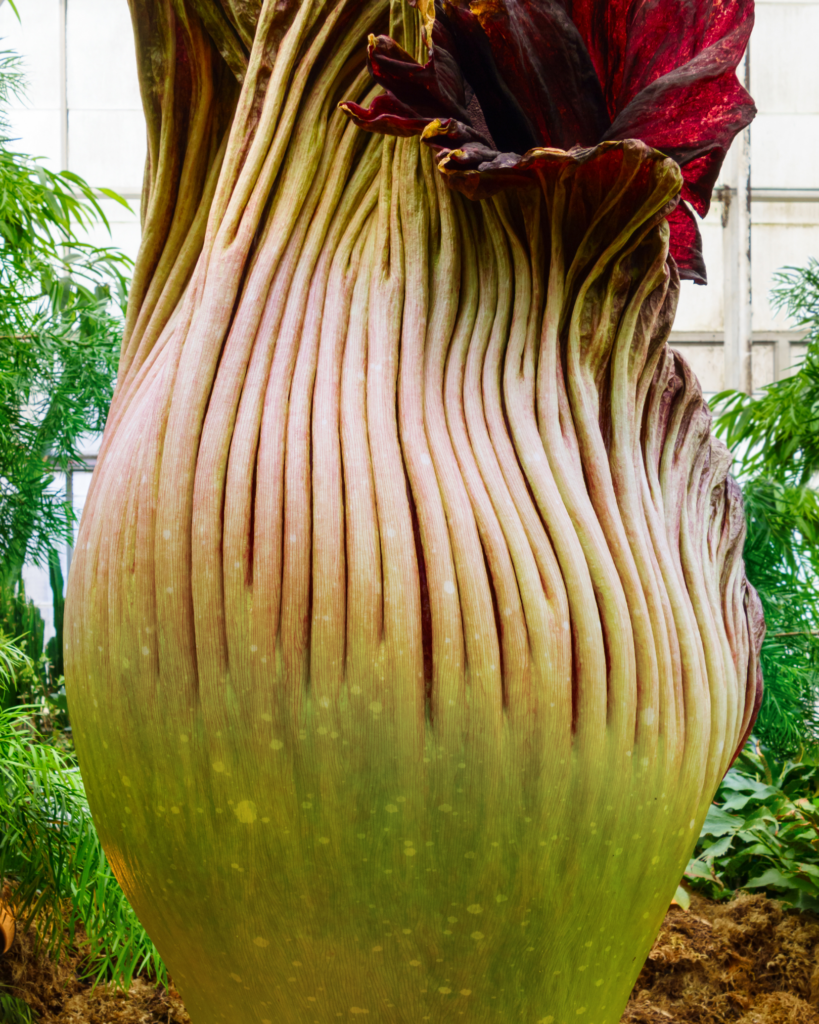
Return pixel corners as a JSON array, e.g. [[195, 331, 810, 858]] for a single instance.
[[65, 1, 764, 1021]]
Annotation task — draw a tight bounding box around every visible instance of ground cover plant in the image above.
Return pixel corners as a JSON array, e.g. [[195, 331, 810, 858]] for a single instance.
[[686, 743, 819, 912], [64, 0, 763, 1022], [0, 635, 167, 1020]]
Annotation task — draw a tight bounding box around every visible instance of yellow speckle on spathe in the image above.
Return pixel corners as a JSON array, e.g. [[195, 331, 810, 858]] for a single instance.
[[250, 644, 258, 653], [584, 941, 592, 947], [613, 848, 623, 856], [464, 852, 475, 859], [576, 1009, 587, 1016], [141, 646, 150, 656], [350, 686, 362, 695], [254, 937, 269, 948], [350, 1009, 369, 1015], [651, 856, 660, 865], [447, 917, 458, 924], [689, 819, 696, 829], [386, 804, 398, 813], [443, 581, 456, 595], [438, 987, 451, 995], [495, 895, 508, 903], [270, 739, 283, 750], [643, 912, 649, 919], [410, 961, 421, 967], [438, 804, 452, 813], [537, 1018, 554, 1024], [319, 837, 330, 845], [180, 734, 189, 743], [292, 961, 302, 967], [170, 806, 180, 815], [595, 980, 603, 987], [122, 777, 131, 787], [229, 973, 242, 983], [318, 727, 328, 736], [231, 863, 243, 871], [470, 931, 484, 941], [331, 731, 339, 739], [234, 801, 257, 824], [302, 801, 313, 809], [404, 847, 416, 856], [369, 701, 382, 714], [261, 712, 272, 722], [460, 990, 471, 997], [320, 697, 330, 708], [467, 904, 482, 914], [403, 928, 412, 934], [163, 530, 171, 540], [213, 761, 226, 773]]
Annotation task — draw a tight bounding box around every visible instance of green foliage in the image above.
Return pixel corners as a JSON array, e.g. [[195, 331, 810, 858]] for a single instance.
[[0, 49, 159, 1002], [714, 259, 819, 757], [0, 577, 68, 735], [716, 259, 819, 486], [686, 743, 819, 912], [0, 992, 35, 1024], [0, 700, 167, 990], [0, 47, 130, 582]]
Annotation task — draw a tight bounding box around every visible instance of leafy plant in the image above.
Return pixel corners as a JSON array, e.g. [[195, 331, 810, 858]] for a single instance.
[[715, 260, 819, 757], [0, 574, 70, 739], [0, 992, 35, 1024], [0, 698, 167, 989], [0, 47, 130, 584], [686, 743, 819, 912]]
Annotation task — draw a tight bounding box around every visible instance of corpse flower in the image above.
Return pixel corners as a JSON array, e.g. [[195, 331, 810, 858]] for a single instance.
[[342, 0, 755, 282], [64, 1, 762, 1022]]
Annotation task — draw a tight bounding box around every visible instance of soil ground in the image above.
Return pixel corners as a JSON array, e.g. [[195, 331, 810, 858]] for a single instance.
[[3, 892, 819, 1023]]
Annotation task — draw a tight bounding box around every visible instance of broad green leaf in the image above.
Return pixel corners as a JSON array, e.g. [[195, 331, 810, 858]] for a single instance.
[[672, 886, 690, 910], [702, 834, 734, 860], [701, 804, 743, 836], [685, 858, 713, 881], [744, 867, 796, 889]]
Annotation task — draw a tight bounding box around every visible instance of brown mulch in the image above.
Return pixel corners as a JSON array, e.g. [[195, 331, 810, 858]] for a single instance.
[[3, 891, 819, 1022], [0, 919, 190, 1024], [624, 892, 819, 1024]]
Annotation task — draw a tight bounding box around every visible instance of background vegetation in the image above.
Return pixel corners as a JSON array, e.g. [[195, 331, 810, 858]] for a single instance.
[[0, 42, 164, 1020], [715, 259, 819, 758]]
